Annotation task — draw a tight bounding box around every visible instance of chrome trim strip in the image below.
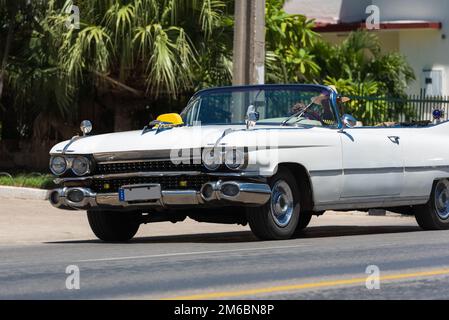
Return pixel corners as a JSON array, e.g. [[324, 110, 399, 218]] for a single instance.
[[97, 158, 201, 165], [405, 165, 449, 172], [208, 171, 262, 177], [54, 171, 203, 184], [344, 167, 404, 174], [309, 169, 343, 177], [310, 165, 449, 177], [50, 182, 272, 210], [93, 171, 204, 179], [94, 150, 174, 162], [314, 196, 428, 211], [310, 168, 404, 176], [54, 177, 90, 184], [54, 171, 264, 184]]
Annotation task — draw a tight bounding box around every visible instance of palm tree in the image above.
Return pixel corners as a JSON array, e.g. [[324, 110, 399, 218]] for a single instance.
[[0, 0, 233, 139], [57, 0, 232, 98], [0, 0, 72, 140], [55, 0, 234, 131]]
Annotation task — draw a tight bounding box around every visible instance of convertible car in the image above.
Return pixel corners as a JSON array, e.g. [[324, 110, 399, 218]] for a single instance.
[[48, 84, 449, 241]]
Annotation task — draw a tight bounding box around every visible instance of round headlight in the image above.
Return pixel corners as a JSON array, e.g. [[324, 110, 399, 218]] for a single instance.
[[50, 156, 67, 175], [202, 149, 222, 171], [224, 149, 246, 170], [72, 157, 90, 176]]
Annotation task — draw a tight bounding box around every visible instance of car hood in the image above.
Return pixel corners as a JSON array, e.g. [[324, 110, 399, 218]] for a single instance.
[[49, 125, 269, 155]]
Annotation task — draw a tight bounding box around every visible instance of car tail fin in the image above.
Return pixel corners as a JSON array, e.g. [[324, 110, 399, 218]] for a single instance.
[[432, 121, 449, 133]]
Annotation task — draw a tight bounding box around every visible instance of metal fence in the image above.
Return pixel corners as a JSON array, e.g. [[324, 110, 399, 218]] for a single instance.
[[346, 90, 449, 126]]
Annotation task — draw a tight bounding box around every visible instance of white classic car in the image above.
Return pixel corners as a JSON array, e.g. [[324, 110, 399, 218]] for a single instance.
[[49, 84, 449, 241]]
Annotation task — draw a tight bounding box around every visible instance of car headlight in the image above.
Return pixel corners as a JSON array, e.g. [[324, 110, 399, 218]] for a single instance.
[[71, 157, 90, 176], [224, 148, 247, 170], [202, 148, 222, 171], [50, 156, 67, 175]]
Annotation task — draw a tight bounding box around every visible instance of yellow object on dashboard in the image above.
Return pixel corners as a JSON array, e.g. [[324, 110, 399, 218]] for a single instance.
[[156, 113, 184, 125]]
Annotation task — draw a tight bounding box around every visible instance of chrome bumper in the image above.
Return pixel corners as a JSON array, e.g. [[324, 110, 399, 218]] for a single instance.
[[49, 181, 271, 210]]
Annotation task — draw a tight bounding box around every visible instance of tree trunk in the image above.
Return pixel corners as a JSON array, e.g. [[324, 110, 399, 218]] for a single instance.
[[0, 23, 14, 99], [0, 95, 19, 141], [0, 21, 16, 141]]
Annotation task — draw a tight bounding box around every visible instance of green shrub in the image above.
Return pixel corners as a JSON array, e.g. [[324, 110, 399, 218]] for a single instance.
[[0, 173, 56, 189]]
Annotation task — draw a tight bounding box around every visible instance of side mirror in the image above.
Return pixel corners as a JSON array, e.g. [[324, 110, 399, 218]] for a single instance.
[[246, 105, 259, 129], [341, 114, 357, 129], [80, 120, 92, 136]]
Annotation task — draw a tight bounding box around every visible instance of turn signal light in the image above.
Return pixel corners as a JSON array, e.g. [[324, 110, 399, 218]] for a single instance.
[[179, 181, 188, 187]]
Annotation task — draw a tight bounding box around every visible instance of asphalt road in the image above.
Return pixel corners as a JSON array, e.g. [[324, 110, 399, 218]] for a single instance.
[[1, 210, 449, 300]]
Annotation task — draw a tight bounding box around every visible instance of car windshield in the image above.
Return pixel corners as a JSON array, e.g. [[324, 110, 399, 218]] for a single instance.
[[181, 86, 338, 127]]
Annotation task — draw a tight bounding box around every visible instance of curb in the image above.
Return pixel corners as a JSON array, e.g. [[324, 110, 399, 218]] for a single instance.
[[0, 186, 50, 201]]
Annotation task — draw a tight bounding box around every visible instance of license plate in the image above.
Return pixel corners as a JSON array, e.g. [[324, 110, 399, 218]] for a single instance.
[[118, 184, 161, 202]]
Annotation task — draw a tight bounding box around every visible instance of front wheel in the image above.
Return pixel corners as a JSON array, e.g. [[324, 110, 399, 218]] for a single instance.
[[87, 210, 141, 242], [294, 211, 313, 235], [246, 168, 301, 240], [414, 179, 449, 230]]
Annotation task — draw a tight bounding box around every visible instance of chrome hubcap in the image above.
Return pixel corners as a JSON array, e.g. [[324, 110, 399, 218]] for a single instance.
[[270, 180, 294, 227], [435, 180, 449, 220]]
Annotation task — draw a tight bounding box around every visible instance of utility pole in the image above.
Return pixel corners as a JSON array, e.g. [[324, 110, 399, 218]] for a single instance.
[[233, 0, 266, 85]]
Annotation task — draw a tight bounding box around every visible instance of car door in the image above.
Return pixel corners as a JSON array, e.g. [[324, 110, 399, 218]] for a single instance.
[[339, 128, 404, 199]]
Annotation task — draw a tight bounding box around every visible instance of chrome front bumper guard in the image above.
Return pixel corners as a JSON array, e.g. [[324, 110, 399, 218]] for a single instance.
[[49, 181, 272, 210]]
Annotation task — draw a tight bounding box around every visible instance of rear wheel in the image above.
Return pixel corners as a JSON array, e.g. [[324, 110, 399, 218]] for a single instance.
[[414, 179, 449, 230], [246, 168, 301, 240], [87, 210, 141, 242]]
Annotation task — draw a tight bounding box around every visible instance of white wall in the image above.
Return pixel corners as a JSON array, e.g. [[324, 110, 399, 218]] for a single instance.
[[284, 0, 449, 23], [283, 0, 371, 23], [284, 0, 449, 95], [372, 0, 449, 21], [399, 30, 449, 96], [373, 0, 449, 95]]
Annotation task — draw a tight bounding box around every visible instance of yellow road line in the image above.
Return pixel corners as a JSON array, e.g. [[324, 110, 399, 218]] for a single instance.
[[165, 268, 449, 300]]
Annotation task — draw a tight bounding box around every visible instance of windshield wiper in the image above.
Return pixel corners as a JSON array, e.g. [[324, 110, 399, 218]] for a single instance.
[[280, 100, 315, 126]]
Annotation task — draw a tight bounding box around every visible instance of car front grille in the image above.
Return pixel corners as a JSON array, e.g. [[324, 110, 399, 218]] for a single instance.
[[92, 175, 211, 193], [96, 160, 203, 174]]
